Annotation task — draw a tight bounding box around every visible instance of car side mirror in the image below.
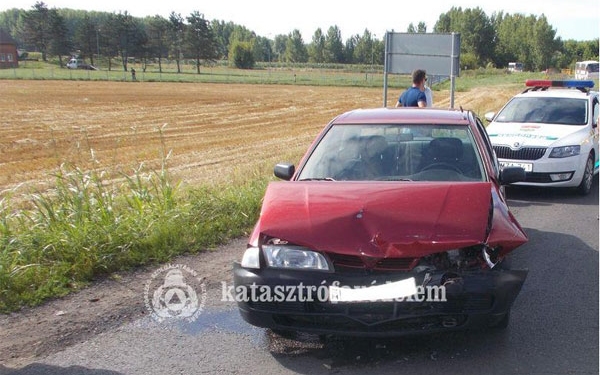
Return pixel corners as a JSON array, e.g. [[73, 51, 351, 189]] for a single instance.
[[484, 112, 496, 122], [274, 163, 295, 181], [500, 166, 526, 185]]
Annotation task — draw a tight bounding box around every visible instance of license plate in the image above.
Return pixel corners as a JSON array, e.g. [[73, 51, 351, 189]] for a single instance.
[[500, 161, 532, 172], [329, 277, 417, 303]]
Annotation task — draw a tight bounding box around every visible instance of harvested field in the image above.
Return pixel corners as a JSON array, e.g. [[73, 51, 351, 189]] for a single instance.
[[0, 80, 521, 194]]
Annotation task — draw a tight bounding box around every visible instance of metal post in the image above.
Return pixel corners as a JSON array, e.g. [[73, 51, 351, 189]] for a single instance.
[[383, 32, 389, 107], [96, 29, 100, 69], [450, 32, 457, 109]]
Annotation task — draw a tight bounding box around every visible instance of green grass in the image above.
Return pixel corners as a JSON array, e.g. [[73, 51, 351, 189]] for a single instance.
[[0, 60, 556, 96], [0, 59, 396, 88], [0, 156, 269, 312], [438, 67, 550, 92]]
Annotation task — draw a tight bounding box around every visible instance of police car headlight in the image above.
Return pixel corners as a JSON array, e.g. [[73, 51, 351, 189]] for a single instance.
[[549, 145, 580, 158], [263, 245, 330, 271]]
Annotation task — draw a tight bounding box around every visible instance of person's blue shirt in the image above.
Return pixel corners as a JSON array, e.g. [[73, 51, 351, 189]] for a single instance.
[[398, 87, 426, 107]]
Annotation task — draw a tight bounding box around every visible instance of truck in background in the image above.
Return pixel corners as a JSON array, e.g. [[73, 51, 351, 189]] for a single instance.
[[66, 58, 97, 70], [574, 60, 599, 81]]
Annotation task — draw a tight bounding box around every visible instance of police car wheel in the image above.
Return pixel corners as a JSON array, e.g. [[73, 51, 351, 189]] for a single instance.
[[577, 154, 594, 196]]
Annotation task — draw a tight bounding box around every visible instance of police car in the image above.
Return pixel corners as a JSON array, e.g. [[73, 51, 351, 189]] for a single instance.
[[485, 80, 599, 195]]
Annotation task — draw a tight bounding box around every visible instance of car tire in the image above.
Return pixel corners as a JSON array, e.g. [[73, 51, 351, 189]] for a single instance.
[[490, 310, 510, 329], [576, 154, 594, 195], [270, 329, 297, 339]]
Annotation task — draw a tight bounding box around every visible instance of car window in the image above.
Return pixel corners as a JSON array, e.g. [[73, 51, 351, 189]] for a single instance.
[[494, 97, 588, 125], [593, 97, 599, 127], [475, 117, 499, 179], [297, 124, 485, 182]]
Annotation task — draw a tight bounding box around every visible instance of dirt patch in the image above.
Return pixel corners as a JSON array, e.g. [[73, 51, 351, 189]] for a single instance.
[[0, 80, 521, 367], [0, 237, 246, 367]]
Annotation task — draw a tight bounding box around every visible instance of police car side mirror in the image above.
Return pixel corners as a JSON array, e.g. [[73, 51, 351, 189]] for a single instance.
[[484, 112, 495, 122]]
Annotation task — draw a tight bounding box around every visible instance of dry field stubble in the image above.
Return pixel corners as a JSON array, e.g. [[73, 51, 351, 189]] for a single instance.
[[0, 80, 520, 195]]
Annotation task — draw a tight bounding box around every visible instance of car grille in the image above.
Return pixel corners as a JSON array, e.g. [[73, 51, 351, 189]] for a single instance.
[[493, 146, 547, 160], [272, 313, 469, 333], [327, 253, 419, 272], [250, 294, 494, 316]]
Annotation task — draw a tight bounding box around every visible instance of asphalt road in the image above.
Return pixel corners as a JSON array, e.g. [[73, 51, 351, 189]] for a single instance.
[[1, 180, 598, 375]]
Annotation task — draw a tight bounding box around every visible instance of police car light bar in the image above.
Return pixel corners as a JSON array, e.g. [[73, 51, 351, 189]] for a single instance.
[[525, 79, 595, 88]]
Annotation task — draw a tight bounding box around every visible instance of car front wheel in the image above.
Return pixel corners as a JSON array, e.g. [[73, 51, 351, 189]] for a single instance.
[[577, 154, 594, 195]]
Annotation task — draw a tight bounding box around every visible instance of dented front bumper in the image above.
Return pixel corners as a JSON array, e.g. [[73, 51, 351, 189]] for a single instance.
[[233, 263, 528, 337]]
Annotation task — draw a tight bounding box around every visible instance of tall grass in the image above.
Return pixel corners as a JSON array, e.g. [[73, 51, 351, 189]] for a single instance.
[[0, 157, 268, 312]]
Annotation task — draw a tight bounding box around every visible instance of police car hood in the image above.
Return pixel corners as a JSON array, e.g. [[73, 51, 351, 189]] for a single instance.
[[487, 122, 586, 147]]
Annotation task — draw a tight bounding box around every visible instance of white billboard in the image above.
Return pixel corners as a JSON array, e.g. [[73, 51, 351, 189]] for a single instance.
[[383, 32, 461, 107]]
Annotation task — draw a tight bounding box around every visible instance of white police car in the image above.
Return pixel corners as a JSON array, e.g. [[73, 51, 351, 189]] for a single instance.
[[485, 80, 599, 195]]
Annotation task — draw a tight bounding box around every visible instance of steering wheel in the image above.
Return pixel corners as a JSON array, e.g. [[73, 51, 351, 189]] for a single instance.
[[420, 162, 463, 174], [336, 159, 366, 180]]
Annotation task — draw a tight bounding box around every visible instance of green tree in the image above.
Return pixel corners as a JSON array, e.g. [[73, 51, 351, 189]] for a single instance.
[[531, 15, 559, 71], [226, 25, 260, 63], [229, 40, 254, 68], [145, 15, 170, 73], [273, 33, 288, 62], [0, 8, 22, 41], [106, 12, 143, 72], [284, 29, 308, 63], [324, 25, 344, 63], [435, 7, 495, 67], [308, 28, 325, 63], [167, 12, 185, 73], [19, 2, 52, 61], [255, 35, 272, 63], [407, 23, 427, 33], [352, 29, 375, 65], [47, 7, 70, 66], [210, 20, 237, 59], [73, 15, 98, 64], [185, 11, 218, 74], [344, 35, 357, 64]]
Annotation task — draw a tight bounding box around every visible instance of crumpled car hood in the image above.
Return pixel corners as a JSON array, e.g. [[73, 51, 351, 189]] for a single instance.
[[253, 181, 524, 259]]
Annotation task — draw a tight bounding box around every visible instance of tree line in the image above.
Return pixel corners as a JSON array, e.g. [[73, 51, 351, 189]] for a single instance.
[[0, 2, 598, 73]]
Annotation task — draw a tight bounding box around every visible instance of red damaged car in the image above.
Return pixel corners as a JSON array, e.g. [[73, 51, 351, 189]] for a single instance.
[[233, 107, 528, 337]]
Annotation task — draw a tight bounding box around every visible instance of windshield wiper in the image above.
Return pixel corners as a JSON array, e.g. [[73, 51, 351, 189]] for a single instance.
[[298, 177, 336, 181], [375, 177, 413, 181]]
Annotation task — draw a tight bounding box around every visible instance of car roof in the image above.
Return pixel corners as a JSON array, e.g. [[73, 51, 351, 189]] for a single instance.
[[515, 88, 598, 99], [331, 107, 474, 126]]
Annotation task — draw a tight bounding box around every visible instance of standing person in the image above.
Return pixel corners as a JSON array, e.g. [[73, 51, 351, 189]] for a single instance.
[[395, 69, 427, 107], [130, 68, 136, 81], [424, 84, 433, 107]]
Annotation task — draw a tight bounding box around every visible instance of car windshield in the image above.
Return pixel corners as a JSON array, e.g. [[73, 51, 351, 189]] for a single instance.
[[297, 124, 485, 182], [494, 97, 588, 125]]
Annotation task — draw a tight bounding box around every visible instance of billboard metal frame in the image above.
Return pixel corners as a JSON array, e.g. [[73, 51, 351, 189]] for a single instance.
[[383, 32, 460, 108]]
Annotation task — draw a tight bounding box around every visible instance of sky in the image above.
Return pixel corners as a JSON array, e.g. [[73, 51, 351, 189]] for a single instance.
[[2, 0, 599, 41]]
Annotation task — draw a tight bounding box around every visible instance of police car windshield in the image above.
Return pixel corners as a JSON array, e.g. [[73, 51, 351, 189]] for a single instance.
[[495, 97, 587, 125]]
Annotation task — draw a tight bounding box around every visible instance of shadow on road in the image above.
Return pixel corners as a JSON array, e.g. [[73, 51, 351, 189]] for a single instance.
[[0, 364, 123, 375], [505, 174, 599, 207], [267, 228, 599, 375]]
